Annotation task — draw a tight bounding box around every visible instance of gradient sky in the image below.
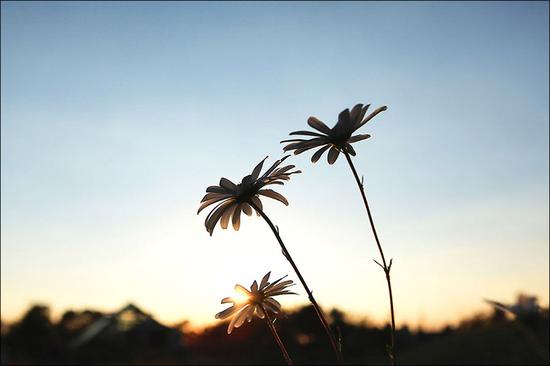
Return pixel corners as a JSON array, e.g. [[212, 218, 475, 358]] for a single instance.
[[1, 1, 548, 330]]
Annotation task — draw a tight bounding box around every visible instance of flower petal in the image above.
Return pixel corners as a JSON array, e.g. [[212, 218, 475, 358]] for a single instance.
[[205, 200, 235, 235], [350, 103, 364, 124], [265, 298, 282, 313], [203, 200, 226, 223], [348, 134, 371, 143], [259, 271, 271, 290], [219, 177, 237, 191], [272, 165, 295, 176], [228, 305, 249, 334], [265, 165, 301, 184], [282, 142, 305, 152], [327, 146, 340, 165], [197, 196, 231, 214], [356, 104, 371, 126], [266, 274, 288, 287], [289, 130, 326, 137], [258, 189, 289, 206], [338, 108, 351, 125], [307, 116, 332, 135], [263, 181, 285, 187], [200, 192, 227, 203], [220, 203, 236, 229], [255, 306, 266, 319], [354, 105, 387, 131], [264, 275, 291, 294], [250, 196, 263, 215], [241, 174, 253, 185], [250, 156, 268, 181], [241, 202, 253, 216], [260, 155, 291, 179], [339, 108, 351, 124], [293, 141, 326, 155], [206, 185, 228, 194], [283, 140, 324, 153], [216, 304, 240, 320], [233, 306, 252, 330], [246, 306, 255, 323], [267, 280, 294, 293], [280, 138, 309, 143], [263, 300, 280, 314], [232, 204, 242, 230], [251, 280, 258, 292], [235, 284, 251, 297], [346, 143, 357, 156], [268, 290, 298, 297], [332, 108, 351, 135], [285, 137, 325, 150], [221, 297, 234, 304], [311, 145, 331, 163]]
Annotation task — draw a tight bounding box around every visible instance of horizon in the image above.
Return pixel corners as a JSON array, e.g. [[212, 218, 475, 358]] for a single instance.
[[4, 293, 548, 333], [1, 1, 549, 336]]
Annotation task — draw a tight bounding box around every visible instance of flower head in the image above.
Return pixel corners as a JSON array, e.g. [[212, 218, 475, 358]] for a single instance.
[[281, 103, 387, 164], [198, 156, 301, 235], [216, 272, 297, 334]]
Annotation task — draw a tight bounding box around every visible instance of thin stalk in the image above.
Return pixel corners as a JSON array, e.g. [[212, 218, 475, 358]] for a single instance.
[[260, 305, 293, 365], [249, 201, 343, 364], [343, 150, 396, 365]]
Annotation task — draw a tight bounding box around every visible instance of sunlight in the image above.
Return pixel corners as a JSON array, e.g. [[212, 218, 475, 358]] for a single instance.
[[233, 285, 251, 303]]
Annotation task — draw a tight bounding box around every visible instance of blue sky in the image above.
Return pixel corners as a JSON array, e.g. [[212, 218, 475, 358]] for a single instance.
[[1, 1, 548, 328]]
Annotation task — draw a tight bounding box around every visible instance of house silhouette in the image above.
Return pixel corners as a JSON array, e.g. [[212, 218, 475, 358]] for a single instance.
[[70, 303, 158, 347], [67, 303, 187, 364]]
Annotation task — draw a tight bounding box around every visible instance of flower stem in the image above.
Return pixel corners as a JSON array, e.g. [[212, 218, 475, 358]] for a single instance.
[[260, 305, 293, 365], [343, 150, 396, 365], [249, 201, 343, 364]]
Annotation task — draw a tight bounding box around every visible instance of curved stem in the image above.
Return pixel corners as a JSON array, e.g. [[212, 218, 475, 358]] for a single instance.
[[261, 305, 293, 365], [343, 150, 396, 365], [249, 201, 343, 364]]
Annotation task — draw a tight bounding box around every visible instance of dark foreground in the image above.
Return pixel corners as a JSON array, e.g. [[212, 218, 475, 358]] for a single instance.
[[1, 301, 548, 365]]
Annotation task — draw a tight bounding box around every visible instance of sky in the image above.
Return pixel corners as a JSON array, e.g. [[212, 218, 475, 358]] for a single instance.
[[1, 1, 548, 330]]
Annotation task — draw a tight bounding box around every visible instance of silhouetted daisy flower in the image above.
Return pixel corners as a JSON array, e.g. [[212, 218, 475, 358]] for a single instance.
[[198, 156, 301, 235], [281, 103, 387, 164], [216, 271, 297, 334], [284, 103, 396, 364]]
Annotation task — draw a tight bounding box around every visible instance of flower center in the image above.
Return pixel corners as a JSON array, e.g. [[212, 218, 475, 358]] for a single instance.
[[235, 180, 258, 203], [249, 292, 265, 304], [331, 133, 351, 147]]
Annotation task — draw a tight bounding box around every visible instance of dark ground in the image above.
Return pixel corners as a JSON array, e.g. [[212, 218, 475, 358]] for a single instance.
[[1, 303, 548, 365]]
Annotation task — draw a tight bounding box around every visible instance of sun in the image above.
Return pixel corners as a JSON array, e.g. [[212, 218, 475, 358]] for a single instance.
[[232, 287, 251, 304]]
